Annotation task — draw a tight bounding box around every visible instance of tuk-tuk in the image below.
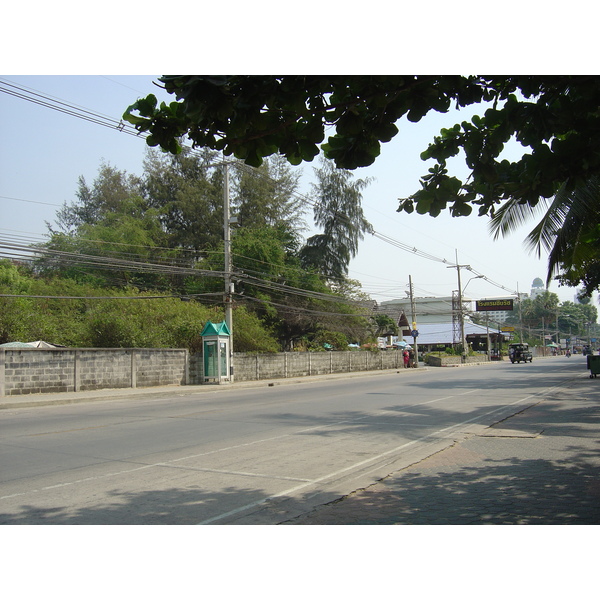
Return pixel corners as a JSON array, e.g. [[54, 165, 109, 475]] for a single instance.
[[508, 343, 533, 363]]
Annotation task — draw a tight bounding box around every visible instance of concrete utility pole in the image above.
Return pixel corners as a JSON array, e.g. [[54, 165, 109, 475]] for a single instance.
[[486, 314, 491, 361], [223, 162, 234, 381], [517, 283, 523, 343], [408, 275, 419, 367]]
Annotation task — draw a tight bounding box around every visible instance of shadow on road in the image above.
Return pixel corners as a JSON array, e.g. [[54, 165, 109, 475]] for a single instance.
[[0, 484, 265, 525], [2, 360, 599, 525], [284, 447, 600, 525]]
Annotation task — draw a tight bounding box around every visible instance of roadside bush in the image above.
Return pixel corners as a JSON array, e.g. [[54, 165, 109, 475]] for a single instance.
[[231, 306, 279, 353], [0, 266, 281, 352]]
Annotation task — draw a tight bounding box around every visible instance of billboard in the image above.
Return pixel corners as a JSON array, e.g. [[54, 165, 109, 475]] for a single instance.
[[476, 299, 514, 312]]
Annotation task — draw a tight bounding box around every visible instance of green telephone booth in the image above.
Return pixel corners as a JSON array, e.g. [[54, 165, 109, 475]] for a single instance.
[[201, 320, 231, 384]]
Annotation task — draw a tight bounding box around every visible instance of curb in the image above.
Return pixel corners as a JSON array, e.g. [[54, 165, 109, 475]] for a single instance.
[[0, 365, 430, 409]]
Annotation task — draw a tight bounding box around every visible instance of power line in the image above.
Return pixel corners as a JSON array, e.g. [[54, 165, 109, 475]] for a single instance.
[[0, 195, 63, 208], [0, 78, 142, 138], [0, 238, 373, 308], [0, 293, 222, 300], [1, 77, 525, 302], [240, 295, 374, 318]]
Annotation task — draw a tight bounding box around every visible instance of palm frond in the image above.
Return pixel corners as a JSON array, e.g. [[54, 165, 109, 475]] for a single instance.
[[524, 183, 572, 256], [489, 197, 548, 241], [543, 177, 600, 284]]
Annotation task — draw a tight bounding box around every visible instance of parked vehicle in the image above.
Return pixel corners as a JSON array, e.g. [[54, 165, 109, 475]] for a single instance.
[[587, 354, 600, 378], [508, 343, 533, 363]]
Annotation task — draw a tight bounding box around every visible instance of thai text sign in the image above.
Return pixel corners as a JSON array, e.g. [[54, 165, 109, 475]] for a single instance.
[[476, 299, 514, 312]]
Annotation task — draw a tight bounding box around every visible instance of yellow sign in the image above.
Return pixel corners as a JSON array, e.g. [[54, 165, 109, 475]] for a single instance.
[[501, 326, 515, 332], [476, 299, 514, 311]]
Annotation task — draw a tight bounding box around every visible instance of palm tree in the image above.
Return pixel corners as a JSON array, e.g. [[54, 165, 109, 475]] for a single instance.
[[489, 176, 600, 292]]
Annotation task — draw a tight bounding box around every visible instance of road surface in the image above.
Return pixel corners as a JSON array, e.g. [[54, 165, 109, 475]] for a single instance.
[[0, 356, 582, 524]]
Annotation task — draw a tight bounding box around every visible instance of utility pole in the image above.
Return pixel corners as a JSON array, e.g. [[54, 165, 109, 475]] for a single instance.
[[517, 282, 524, 343], [486, 314, 491, 361], [223, 162, 234, 381], [447, 251, 468, 362], [408, 275, 419, 367]]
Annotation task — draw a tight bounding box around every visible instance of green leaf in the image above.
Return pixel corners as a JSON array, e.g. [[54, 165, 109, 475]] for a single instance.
[[451, 202, 473, 217], [134, 94, 158, 117], [298, 139, 320, 161], [371, 122, 399, 143], [122, 110, 149, 126], [336, 112, 364, 136]]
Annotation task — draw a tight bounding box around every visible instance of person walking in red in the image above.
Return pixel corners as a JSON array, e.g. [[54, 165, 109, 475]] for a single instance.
[[403, 349, 410, 368]]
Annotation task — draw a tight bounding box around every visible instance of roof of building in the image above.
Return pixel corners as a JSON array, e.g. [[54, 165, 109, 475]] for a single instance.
[[0, 340, 62, 348]]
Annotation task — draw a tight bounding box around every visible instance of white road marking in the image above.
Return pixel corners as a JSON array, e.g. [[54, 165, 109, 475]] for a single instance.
[[0, 385, 555, 512], [196, 391, 544, 524]]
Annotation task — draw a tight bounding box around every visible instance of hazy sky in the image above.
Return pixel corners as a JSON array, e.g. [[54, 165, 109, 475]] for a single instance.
[[3, 5, 594, 585], [0, 74, 588, 306]]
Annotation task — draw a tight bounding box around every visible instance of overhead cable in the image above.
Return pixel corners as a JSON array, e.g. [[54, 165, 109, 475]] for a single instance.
[[1, 77, 525, 301]]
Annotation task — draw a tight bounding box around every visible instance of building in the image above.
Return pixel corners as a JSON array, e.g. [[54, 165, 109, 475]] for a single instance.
[[398, 321, 505, 353], [530, 277, 546, 299], [378, 296, 504, 351], [379, 296, 472, 325]]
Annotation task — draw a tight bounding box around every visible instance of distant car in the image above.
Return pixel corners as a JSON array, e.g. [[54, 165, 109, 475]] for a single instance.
[[583, 346, 592, 356], [508, 343, 533, 363]]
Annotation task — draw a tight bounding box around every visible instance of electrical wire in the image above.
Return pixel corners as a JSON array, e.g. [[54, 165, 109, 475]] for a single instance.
[[0, 77, 525, 303], [0, 79, 142, 138], [0, 293, 222, 300], [239, 295, 374, 318]]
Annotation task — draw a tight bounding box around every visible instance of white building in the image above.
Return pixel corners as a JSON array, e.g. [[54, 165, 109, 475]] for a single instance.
[[530, 277, 546, 299], [380, 296, 473, 325], [379, 295, 504, 350]]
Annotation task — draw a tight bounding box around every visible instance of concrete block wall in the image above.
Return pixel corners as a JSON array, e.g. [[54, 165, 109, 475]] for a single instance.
[[78, 350, 131, 391], [3, 350, 76, 395], [136, 349, 188, 388], [231, 350, 403, 382], [425, 354, 491, 367], [0, 348, 406, 398], [0, 348, 188, 396]]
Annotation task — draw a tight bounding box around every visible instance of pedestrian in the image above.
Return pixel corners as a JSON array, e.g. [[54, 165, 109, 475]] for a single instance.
[[409, 349, 415, 368], [403, 349, 410, 368]]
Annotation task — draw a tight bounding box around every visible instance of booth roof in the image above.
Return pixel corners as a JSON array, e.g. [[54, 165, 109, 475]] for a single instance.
[[200, 320, 231, 337]]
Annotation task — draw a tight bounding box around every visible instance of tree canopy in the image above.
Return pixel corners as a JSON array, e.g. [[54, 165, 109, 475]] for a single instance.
[[32, 153, 380, 351], [300, 158, 372, 280], [124, 75, 600, 219]]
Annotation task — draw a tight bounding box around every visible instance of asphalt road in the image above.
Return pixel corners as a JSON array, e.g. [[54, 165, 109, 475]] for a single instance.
[[0, 356, 584, 524]]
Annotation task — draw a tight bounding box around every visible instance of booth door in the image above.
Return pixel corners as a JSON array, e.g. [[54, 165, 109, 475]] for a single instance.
[[220, 341, 228, 377], [204, 341, 217, 378]]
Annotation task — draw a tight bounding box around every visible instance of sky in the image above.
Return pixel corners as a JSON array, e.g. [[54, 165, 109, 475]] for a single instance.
[[0, 74, 589, 307], [3, 9, 595, 588]]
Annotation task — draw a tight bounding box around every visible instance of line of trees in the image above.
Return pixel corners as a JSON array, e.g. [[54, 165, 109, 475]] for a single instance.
[[1, 149, 386, 351], [472, 290, 599, 346]]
